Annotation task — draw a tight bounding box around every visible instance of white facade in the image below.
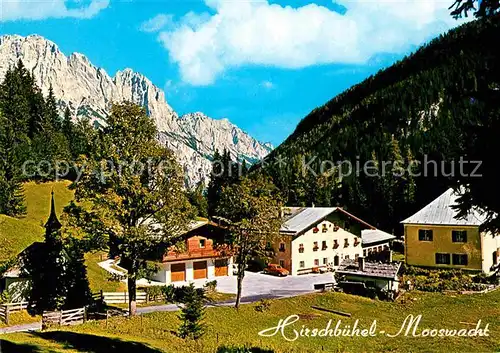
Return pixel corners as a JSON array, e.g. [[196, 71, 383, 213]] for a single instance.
[[151, 257, 233, 285], [481, 231, 500, 274], [290, 220, 363, 276]]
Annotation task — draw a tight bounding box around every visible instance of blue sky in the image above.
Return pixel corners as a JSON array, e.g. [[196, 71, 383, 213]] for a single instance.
[[0, 0, 466, 146]]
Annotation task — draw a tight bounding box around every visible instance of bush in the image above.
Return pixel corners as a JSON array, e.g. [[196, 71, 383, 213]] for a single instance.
[[144, 286, 164, 302], [402, 266, 488, 292], [178, 284, 205, 340], [175, 285, 206, 304], [254, 298, 271, 312], [162, 284, 176, 303], [204, 280, 217, 293]]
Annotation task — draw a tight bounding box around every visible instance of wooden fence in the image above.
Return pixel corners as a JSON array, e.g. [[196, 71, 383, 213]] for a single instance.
[[93, 291, 147, 304], [0, 301, 29, 324], [42, 307, 87, 329]]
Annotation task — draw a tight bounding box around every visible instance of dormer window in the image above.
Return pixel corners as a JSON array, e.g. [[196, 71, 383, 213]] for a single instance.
[[199, 239, 206, 248]]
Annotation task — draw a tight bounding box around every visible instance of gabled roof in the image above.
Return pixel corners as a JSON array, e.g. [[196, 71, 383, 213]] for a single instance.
[[361, 229, 396, 246], [337, 259, 401, 279], [401, 188, 488, 226], [280, 207, 375, 235]]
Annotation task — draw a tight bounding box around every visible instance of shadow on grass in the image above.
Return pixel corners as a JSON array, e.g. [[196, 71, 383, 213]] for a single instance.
[[26, 331, 163, 353], [0, 339, 48, 353]]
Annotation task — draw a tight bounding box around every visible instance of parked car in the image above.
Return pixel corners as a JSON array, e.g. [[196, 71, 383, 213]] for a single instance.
[[263, 264, 289, 277]]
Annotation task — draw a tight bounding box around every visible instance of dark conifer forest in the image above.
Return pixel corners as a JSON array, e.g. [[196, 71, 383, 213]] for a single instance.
[[259, 14, 500, 234]]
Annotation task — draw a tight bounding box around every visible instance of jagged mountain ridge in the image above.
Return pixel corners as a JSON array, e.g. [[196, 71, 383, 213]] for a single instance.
[[0, 34, 272, 187]]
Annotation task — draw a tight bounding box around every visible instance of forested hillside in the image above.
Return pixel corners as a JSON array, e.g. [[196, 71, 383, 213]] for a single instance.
[[261, 15, 500, 234]]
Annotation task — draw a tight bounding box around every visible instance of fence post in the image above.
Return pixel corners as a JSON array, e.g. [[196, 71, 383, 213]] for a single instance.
[[84, 307, 87, 323], [5, 305, 9, 326], [59, 311, 62, 326], [100, 290, 104, 303], [124, 290, 127, 304]]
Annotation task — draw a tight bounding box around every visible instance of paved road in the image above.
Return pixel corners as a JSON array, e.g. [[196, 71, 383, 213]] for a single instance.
[[0, 288, 318, 334], [0, 322, 42, 335]]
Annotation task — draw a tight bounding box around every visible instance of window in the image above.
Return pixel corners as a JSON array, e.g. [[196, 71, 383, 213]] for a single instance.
[[279, 242, 286, 252], [199, 239, 206, 248], [363, 249, 367, 257], [322, 224, 327, 233], [314, 259, 319, 266], [452, 254, 468, 266], [299, 261, 305, 268], [313, 242, 319, 251], [279, 260, 285, 267], [355, 254, 359, 260], [322, 241, 327, 250], [418, 229, 433, 241], [323, 258, 328, 265], [298, 243, 304, 253], [334, 256, 339, 266], [452, 230, 467, 243], [493, 251, 498, 265], [344, 255, 350, 260], [377, 246, 382, 252], [333, 240, 339, 249], [435, 253, 451, 265], [344, 238, 349, 248]]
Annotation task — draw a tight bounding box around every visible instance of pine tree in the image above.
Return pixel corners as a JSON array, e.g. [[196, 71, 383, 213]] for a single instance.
[[44, 85, 62, 132], [178, 284, 205, 340]]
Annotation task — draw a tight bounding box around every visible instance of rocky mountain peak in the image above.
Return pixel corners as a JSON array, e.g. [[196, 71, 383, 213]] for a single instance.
[[0, 34, 272, 187]]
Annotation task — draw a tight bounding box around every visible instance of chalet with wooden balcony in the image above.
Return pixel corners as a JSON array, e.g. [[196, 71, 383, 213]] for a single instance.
[[150, 220, 233, 284]]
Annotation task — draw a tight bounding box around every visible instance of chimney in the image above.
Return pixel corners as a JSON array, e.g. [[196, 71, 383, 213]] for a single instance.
[[358, 256, 365, 272]]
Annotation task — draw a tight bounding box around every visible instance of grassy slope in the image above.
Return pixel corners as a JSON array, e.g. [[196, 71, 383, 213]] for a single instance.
[[0, 181, 120, 293], [0, 181, 74, 263], [2, 289, 499, 353]]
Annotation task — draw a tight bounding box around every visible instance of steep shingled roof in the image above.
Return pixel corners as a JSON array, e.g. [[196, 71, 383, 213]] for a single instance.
[[337, 259, 401, 279], [401, 188, 488, 226], [280, 207, 375, 235], [361, 229, 396, 246]]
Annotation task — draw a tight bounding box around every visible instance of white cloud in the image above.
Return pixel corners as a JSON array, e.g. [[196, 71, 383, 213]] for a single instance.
[[0, 0, 109, 21], [156, 0, 468, 85], [140, 14, 173, 33]]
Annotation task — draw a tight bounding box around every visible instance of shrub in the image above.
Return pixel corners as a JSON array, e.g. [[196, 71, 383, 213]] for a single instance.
[[254, 298, 271, 312], [204, 280, 217, 293], [162, 284, 176, 303], [175, 285, 206, 304], [144, 286, 164, 302], [402, 266, 488, 292], [178, 284, 205, 340]]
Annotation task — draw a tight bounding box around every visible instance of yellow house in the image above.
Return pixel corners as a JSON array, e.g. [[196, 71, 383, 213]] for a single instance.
[[402, 188, 500, 273]]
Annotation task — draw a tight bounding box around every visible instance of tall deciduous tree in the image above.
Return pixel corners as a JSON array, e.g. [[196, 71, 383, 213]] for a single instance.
[[216, 174, 282, 308], [66, 101, 194, 316]]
